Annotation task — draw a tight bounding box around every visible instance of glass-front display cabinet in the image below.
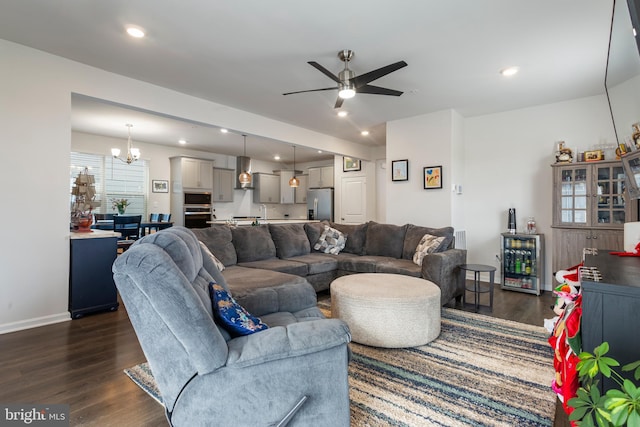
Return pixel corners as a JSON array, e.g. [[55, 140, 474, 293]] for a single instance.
[[500, 233, 544, 295], [553, 161, 628, 228]]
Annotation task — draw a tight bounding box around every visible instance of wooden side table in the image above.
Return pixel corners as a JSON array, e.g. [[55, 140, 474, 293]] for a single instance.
[[460, 264, 496, 312]]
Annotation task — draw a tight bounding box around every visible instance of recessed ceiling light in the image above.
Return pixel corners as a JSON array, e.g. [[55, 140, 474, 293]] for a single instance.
[[179, 139, 187, 145], [337, 111, 348, 117], [361, 130, 370, 136], [274, 155, 281, 160], [500, 66, 519, 77], [317, 150, 323, 154], [220, 128, 228, 133], [126, 27, 145, 38]]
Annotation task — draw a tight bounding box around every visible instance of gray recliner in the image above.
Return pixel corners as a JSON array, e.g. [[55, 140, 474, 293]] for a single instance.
[[112, 226, 351, 426]]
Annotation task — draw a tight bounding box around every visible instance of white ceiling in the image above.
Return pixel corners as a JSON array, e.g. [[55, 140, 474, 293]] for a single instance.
[[0, 0, 614, 163]]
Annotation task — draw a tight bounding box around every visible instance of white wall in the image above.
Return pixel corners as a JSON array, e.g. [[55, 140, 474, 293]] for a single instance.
[[0, 39, 362, 333], [386, 96, 616, 290], [386, 109, 458, 227]]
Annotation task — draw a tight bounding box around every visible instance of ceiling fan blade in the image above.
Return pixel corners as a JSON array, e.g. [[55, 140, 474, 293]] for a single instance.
[[283, 87, 337, 96], [352, 61, 408, 88], [356, 84, 403, 96], [334, 97, 344, 109], [308, 61, 342, 83]]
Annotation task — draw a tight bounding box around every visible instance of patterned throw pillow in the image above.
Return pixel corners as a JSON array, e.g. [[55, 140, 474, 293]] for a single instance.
[[413, 234, 446, 266], [199, 241, 225, 271], [314, 225, 346, 254], [208, 282, 268, 337]]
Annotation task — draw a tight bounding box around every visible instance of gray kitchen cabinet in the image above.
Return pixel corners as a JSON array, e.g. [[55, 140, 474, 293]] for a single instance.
[[279, 170, 295, 204], [295, 174, 308, 204], [212, 167, 234, 202], [253, 173, 280, 203], [308, 166, 334, 188], [171, 156, 213, 191]]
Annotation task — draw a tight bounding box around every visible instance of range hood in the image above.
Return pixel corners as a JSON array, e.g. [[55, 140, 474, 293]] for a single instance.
[[235, 156, 254, 190]]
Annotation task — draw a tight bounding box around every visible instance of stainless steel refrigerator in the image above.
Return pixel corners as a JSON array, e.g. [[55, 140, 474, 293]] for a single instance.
[[307, 188, 334, 221]]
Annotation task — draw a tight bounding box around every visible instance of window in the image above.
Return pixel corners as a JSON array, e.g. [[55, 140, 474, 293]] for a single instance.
[[70, 152, 148, 215]]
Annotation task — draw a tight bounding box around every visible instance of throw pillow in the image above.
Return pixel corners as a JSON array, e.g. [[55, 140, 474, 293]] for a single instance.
[[208, 282, 268, 337], [199, 241, 225, 271], [314, 225, 346, 255], [413, 234, 446, 266]]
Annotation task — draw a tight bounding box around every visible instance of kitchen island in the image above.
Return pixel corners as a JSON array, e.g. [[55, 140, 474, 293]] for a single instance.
[[208, 218, 319, 226]]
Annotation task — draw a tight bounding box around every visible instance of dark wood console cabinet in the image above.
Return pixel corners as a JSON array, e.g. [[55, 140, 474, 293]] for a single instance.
[[581, 252, 640, 390], [69, 231, 119, 318]]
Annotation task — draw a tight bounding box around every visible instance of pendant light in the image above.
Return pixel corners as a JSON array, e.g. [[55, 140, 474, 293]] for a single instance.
[[111, 124, 141, 164], [289, 145, 300, 187], [238, 134, 251, 185]]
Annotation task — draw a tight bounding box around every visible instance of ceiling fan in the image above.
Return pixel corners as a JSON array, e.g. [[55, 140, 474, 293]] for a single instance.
[[283, 50, 408, 109]]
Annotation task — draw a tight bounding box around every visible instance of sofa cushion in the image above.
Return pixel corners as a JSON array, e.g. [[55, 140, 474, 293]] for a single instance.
[[375, 258, 422, 277], [221, 266, 309, 301], [191, 225, 237, 266], [231, 225, 276, 262], [237, 258, 308, 276], [304, 221, 329, 250], [286, 253, 338, 275], [329, 222, 368, 255], [364, 222, 407, 258], [413, 234, 446, 266], [333, 253, 389, 273], [199, 241, 225, 271], [402, 225, 454, 260], [269, 223, 311, 258], [209, 282, 268, 337], [314, 225, 346, 254]]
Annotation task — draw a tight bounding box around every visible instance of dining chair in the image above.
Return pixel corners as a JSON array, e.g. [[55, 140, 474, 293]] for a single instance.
[[159, 213, 171, 222], [149, 213, 160, 222], [113, 215, 142, 252]]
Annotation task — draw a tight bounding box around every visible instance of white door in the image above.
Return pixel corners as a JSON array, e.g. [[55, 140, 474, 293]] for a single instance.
[[340, 176, 366, 224]]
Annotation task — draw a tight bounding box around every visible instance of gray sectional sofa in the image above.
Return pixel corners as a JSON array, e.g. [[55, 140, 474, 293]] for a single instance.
[[192, 221, 467, 306]]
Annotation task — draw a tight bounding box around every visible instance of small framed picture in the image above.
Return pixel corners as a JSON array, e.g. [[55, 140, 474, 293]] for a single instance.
[[343, 156, 361, 172], [152, 180, 169, 193], [391, 159, 408, 181], [423, 166, 442, 189], [584, 150, 604, 162]]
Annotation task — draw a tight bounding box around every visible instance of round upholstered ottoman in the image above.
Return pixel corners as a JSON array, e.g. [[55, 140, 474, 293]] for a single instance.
[[330, 273, 441, 348]]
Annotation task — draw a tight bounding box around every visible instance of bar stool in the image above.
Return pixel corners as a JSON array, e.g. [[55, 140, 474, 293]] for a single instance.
[[460, 264, 496, 312]]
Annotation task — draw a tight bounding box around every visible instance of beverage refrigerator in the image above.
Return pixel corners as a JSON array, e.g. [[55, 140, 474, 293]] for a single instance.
[[307, 188, 334, 221], [500, 233, 545, 295]]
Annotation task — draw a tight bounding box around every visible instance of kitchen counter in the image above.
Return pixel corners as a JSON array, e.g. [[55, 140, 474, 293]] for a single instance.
[[208, 219, 319, 226]]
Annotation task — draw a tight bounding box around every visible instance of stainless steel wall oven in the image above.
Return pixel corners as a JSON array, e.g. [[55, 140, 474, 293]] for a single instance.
[[183, 192, 212, 228]]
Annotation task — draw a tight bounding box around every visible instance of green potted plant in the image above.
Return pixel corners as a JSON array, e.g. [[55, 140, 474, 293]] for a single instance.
[[111, 198, 130, 215], [568, 342, 640, 426]]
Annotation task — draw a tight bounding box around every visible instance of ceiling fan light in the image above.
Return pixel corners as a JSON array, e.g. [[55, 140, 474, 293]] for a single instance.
[[289, 176, 300, 187], [338, 87, 356, 99]]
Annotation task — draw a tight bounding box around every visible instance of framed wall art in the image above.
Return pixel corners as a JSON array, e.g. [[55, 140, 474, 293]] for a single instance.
[[152, 180, 169, 193], [343, 156, 361, 172], [423, 166, 442, 189], [391, 159, 408, 181]]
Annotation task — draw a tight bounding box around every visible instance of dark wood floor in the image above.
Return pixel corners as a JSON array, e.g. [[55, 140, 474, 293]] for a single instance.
[[0, 283, 568, 426]]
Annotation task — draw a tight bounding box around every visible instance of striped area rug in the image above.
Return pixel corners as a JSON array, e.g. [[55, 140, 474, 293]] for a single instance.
[[125, 307, 555, 426]]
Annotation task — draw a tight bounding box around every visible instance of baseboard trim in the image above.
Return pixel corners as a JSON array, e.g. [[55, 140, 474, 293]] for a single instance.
[[0, 312, 71, 334]]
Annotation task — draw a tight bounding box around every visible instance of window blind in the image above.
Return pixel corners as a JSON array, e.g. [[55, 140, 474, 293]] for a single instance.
[[70, 152, 148, 215]]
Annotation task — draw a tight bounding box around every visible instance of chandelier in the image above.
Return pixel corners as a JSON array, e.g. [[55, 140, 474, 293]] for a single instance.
[[289, 145, 300, 187], [111, 124, 140, 164], [238, 134, 252, 184]]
